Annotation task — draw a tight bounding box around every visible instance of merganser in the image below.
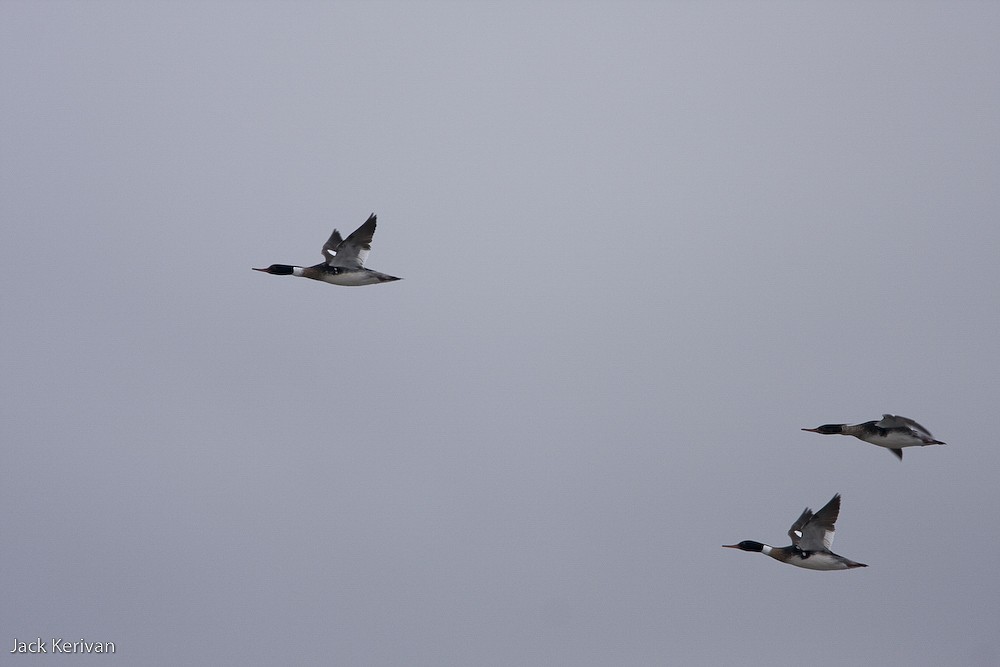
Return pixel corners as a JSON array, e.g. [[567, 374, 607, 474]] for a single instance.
[[253, 213, 401, 286], [723, 493, 867, 570], [802, 414, 945, 461]]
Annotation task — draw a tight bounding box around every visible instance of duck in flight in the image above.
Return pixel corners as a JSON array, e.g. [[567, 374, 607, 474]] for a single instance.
[[723, 493, 867, 570], [253, 213, 401, 286], [802, 414, 945, 461]]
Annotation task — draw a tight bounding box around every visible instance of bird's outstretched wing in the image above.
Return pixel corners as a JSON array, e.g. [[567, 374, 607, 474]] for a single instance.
[[877, 414, 935, 439], [788, 507, 813, 548], [789, 494, 840, 551], [323, 213, 376, 268], [322, 230, 345, 261]]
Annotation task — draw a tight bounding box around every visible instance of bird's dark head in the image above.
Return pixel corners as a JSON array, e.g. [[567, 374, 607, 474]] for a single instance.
[[722, 541, 765, 553], [802, 424, 845, 435], [252, 264, 295, 275]]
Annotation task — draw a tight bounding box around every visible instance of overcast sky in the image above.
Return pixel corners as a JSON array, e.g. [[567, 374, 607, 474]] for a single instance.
[[3, 2, 999, 665]]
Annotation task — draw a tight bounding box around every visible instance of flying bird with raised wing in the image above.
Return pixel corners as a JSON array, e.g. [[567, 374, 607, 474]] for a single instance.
[[254, 213, 401, 286], [723, 493, 867, 570]]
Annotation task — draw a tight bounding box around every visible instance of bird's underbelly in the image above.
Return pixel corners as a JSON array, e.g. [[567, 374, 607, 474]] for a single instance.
[[788, 553, 852, 571], [864, 433, 922, 448], [317, 270, 387, 286]]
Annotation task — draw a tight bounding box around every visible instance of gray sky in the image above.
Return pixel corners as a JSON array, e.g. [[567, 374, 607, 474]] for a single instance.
[[3, 2, 999, 665]]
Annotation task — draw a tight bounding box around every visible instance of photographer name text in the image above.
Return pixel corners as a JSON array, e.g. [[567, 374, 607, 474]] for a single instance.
[[10, 638, 115, 654]]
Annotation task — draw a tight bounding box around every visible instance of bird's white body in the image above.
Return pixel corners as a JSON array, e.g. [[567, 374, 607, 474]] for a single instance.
[[853, 429, 930, 449], [774, 547, 859, 571], [294, 266, 399, 286]]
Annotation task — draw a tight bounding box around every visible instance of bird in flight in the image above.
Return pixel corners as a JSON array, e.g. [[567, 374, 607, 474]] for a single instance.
[[723, 493, 867, 570], [802, 414, 945, 461], [254, 213, 401, 286]]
